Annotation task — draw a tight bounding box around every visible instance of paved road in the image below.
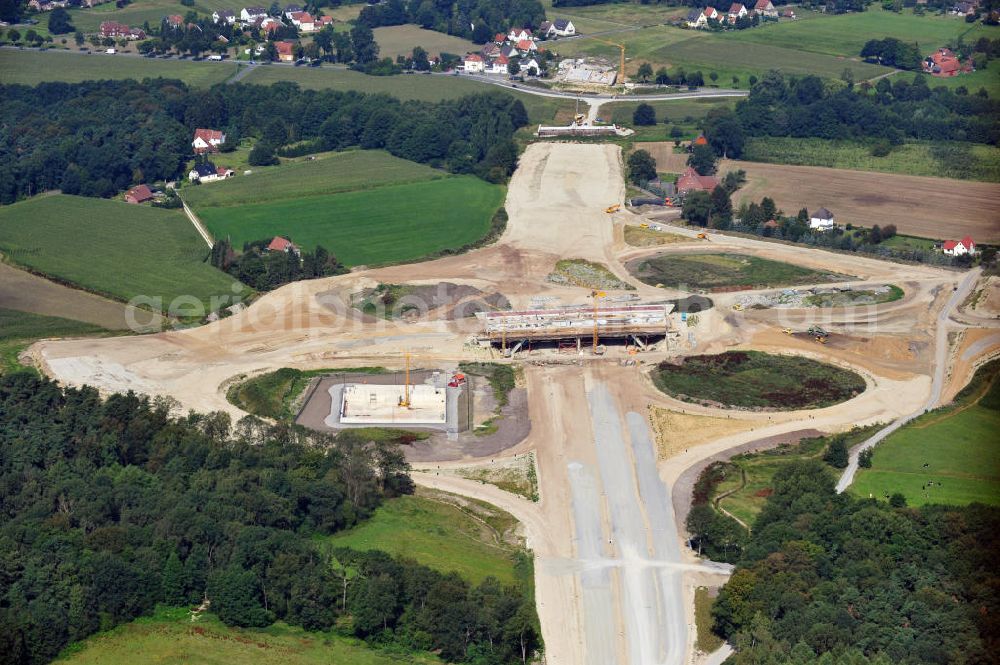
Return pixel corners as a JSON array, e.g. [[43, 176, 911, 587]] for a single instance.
[[836, 268, 982, 492]]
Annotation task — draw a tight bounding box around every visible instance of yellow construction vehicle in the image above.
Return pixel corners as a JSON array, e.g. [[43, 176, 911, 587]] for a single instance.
[[605, 204, 620, 214], [816, 336, 827, 344], [574, 113, 586, 125], [640, 223, 649, 229], [696, 232, 708, 240], [782, 328, 793, 335]]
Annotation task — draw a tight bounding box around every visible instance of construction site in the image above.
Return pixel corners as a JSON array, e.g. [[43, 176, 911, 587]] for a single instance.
[[27, 142, 999, 665]]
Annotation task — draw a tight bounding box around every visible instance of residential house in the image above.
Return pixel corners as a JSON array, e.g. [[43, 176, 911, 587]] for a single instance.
[[316, 15, 334, 28], [520, 57, 541, 75], [481, 43, 501, 58], [677, 167, 720, 193], [240, 6, 267, 23], [753, 0, 778, 17], [809, 207, 835, 231], [516, 39, 538, 55], [212, 9, 236, 24], [538, 21, 554, 38], [782, 8, 796, 18], [687, 6, 719, 28], [487, 54, 509, 75], [942, 236, 976, 256], [463, 53, 484, 73], [124, 184, 154, 204], [283, 3, 302, 18], [267, 236, 301, 255], [727, 3, 748, 22], [924, 47, 970, 77], [188, 162, 234, 183], [288, 11, 315, 32], [507, 27, 533, 42], [275, 40, 295, 61], [192, 128, 226, 154], [552, 19, 576, 36], [685, 8, 705, 26], [500, 44, 519, 59], [166, 14, 183, 29], [259, 16, 284, 35], [493, 32, 507, 44], [100, 21, 144, 39]]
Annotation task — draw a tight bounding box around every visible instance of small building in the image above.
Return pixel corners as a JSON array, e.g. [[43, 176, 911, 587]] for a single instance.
[[552, 19, 576, 36], [463, 53, 485, 73], [728, 3, 748, 21], [267, 236, 301, 255], [507, 27, 533, 42], [240, 6, 267, 23], [539, 21, 554, 38], [782, 8, 796, 18], [275, 40, 295, 61], [516, 39, 538, 54], [809, 207, 835, 231], [677, 167, 720, 193], [942, 236, 976, 256], [124, 184, 154, 204], [763, 219, 780, 230], [213, 9, 236, 24], [192, 128, 226, 154], [188, 162, 234, 183], [688, 6, 719, 27], [165, 14, 183, 29], [753, 0, 778, 17], [288, 10, 315, 32]]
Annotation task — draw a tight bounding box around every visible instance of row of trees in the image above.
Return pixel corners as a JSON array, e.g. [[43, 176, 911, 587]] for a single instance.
[[0, 79, 529, 203], [860, 37, 924, 70], [209, 238, 347, 291], [711, 460, 999, 663], [0, 372, 540, 665], [357, 0, 546, 44]]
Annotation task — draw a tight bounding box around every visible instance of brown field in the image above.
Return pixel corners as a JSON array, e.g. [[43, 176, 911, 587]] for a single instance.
[[0, 263, 160, 330], [724, 159, 1000, 242], [373, 25, 478, 59], [640, 142, 690, 173]]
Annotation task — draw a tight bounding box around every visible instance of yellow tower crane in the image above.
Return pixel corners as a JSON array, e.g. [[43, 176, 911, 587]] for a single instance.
[[587, 36, 626, 87], [399, 352, 411, 408], [591, 290, 606, 354]]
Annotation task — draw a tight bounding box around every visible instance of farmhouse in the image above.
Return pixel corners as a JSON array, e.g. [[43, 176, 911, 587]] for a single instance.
[[809, 207, 835, 231], [192, 128, 226, 154], [942, 236, 976, 256], [753, 0, 778, 17], [463, 53, 485, 73], [99, 22, 145, 39], [267, 236, 301, 255], [924, 48, 971, 77], [275, 40, 296, 61], [240, 6, 267, 22], [188, 162, 234, 183], [124, 184, 154, 205], [677, 167, 719, 193], [212, 9, 235, 24]]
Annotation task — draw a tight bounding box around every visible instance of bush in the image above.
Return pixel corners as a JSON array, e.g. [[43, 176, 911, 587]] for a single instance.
[[632, 103, 656, 126], [248, 142, 279, 166]]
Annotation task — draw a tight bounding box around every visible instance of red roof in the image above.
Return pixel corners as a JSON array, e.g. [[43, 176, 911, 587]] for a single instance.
[[494, 32, 505, 42], [125, 184, 153, 202], [942, 240, 959, 250], [194, 128, 224, 144], [729, 3, 745, 12], [268, 237, 294, 252], [291, 10, 313, 22], [693, 135, 708, 146], [516, 39, 534, 49], [497, 54, 509, 64], [754, 0, 772, 8], [275, 41, 295, 56], [677, 167, 719, 192], [704, 6, 717, 15], [465, 53, 483, 62], [167, 14, 182, 24]]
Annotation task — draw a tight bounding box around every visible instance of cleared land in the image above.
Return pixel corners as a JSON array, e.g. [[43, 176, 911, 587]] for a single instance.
[[227, 366, 385, 420], [55, 607, 441, 665], [628, 252, 845, 290], [327, 491, 522, 586], [198, 177, 505, 267], [741, 137, 1000, 183], [373, 25, 477, 59], [0, 49, 236, 87], [623, 226, 690, 247], [652, 350, 866, 410], [724, 159, 1000, 242], [0, 308, 108, 374], [851, 360, 1000, 507], [0, 195, 246, 312]]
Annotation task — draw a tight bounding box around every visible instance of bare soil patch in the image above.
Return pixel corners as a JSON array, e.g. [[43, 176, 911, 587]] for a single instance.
[[352, 282, 510, 320], [725, 159, 1000, 242]]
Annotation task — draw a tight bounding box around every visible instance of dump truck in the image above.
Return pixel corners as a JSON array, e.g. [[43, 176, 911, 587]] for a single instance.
[[605, 204, 620, 213]]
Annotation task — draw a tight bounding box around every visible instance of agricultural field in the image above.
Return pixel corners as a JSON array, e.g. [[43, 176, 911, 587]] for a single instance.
[[327, 491, 523, 586], [196, 176, 504, 267], [55, 606, 442, 665], [652, 350, 866, 410], [0, 308, 109, 375], [627, 252, 846, 290], [373, 25, 477, 59], [0, 195, 246, 313], [741, 137, 1000, 183], [0, 49, 237, 87], [724, 158, 1000, 242], [850, 360, 1000, 507]]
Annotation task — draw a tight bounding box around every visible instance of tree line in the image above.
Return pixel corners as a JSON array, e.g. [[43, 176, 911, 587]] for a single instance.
[[0, 372, 540, 665], [710, 460, 999, 663], [357, 0, 546, 44], [0, 79, 529, 204], [209, 237, 348, 291]]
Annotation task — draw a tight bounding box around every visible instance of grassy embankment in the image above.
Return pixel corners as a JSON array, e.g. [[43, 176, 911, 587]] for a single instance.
[[0, 308, 109, 375], [652, 350, 866, 410], [0, 194, 246, 314], [629, 253, 849, 290], [185, 150, 506, 267], [850, 359, 1000, 507], [623, 226, 692, 247]]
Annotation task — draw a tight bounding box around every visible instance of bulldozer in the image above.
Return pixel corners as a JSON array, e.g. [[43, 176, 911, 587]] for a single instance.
[[605, 204, 620, 214]]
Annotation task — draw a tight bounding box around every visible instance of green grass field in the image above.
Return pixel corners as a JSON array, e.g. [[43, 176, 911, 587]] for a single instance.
[[0, 308, 110, 374], [850, 360, 1000, 507], [196, 176, 505, 267], [741, 137, 1000, 182], [65, 0, 251, 33], [628, 252, 848, 290], [327, 493, 521, 586], [373, 24, 477, 59], [652, 350, 866, 410], [0, 195, 245, 313], [55, 606, 442, 665], [609, 97, 736, 140], [0, 49, 236, 87], [183, 150, 444, 208]]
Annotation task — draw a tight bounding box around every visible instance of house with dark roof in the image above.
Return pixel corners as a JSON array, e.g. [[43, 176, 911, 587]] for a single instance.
[[188, 161, 234, 183], [539, 21, 554, 37], [124, 184, 154, 204], [553, 19, 576, 36], [213, 9, 235, 24], [809, 207, 835, 231], [240, 6, 267, 22]]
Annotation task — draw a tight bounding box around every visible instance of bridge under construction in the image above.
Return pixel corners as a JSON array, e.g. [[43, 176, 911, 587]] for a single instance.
[[475, 303, 676, 355]]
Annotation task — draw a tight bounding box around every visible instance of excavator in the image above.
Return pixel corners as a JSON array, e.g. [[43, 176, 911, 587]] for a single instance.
[[605, 204, 620, 213], [696, 232, 708, 240]]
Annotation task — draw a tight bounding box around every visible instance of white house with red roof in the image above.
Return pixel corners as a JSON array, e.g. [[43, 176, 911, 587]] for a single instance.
[[275, 40, 296, 61], [487, 54, 510, 74], [463, 53, 485, 73], [188, 161, 234, 183], [753, 0, 778, 17], [687, 6, 719, 27], [515, 39, 538, 54], [288, 11, 315, 32], [942, 236, 976, 256], [507, 27, 533, 42], [727, 3, 748, 21], [267, 236, 301, 255], [192, 128, 226, 154]]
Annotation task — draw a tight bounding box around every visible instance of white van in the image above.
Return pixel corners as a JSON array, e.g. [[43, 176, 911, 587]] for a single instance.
[[207, 54, 223, 61], [105, 48, 116, 54]]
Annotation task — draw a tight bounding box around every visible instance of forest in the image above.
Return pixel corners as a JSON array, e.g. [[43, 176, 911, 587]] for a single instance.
[[711, 460, 1000, 664], [357, 0, 546, 43], [0, 373, 539, 665], [0, 79, 529, 204]]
